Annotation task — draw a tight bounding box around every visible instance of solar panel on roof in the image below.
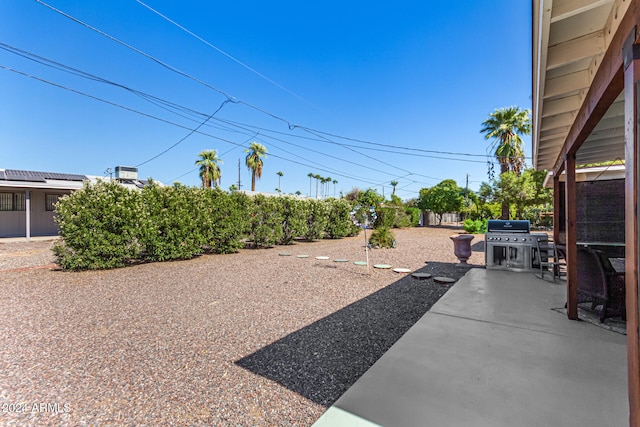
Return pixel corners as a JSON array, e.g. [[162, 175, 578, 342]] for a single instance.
[[0, 169, 87, 182]]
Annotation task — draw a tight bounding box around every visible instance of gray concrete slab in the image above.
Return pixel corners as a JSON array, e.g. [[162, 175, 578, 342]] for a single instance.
[[313, 268, 628, 427]]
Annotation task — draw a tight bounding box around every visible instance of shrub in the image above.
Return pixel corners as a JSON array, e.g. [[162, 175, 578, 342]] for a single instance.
[[463, 218, 488, 234], [325, 198, 358, 238], [52, 181, 143, 270], [247, 194, 284, 247], [278, 196, 309, 245], [405, 207, 421, 227], [374, 206, 397, 229], [139, 183, 203, 262], [199, 189, 250, 254], [304, 199, 329, 241], [369, 227, 396, 248]]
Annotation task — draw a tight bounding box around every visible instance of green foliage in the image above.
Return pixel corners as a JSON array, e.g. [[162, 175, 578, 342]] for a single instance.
[[463, 219, 488, 234], [325, 198, 358, 238], [491, 169, 552, 220], [304, 199, 330, 241], [368, 227, 396, 248], [199, 189, 249, 254], [247, 194, 284, 248], [278, 196, 309, 245], [405, 207, 421, 227], [52, 181, 143, 270], [138, 184, 204, 262], [53, 180, 359, 270], [418, 180, 464, 225], [374, 206, 397, 229]]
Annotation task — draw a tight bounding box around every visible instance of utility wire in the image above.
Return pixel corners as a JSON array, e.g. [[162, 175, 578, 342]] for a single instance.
[[34, 1, 492, 167], [135, 0, 319, 110]]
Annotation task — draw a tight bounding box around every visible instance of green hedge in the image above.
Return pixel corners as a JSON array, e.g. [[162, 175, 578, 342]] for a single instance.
[[53, 182, 357, 270]]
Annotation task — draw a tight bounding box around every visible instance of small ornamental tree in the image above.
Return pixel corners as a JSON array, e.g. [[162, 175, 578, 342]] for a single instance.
[[418, 179, 464, 225]]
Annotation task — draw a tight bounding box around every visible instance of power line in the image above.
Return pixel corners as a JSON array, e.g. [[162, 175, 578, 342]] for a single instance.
[[135, 0, 319, 110]]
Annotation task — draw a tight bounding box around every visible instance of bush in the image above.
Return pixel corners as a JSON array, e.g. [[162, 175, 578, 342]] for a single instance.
[[52, 181, 143, 270], [139, 184, 204, 261], [405, 207, 421, 227], [374, 206, 397, 229], [247, 194, 284, 248], [369, 227, 396, 248], [199, 189, 250, 254], [463, 218, 488, 234], [325, 198, 358, 238], [278, 196, 309, 245], [304, 199, 329, 241]]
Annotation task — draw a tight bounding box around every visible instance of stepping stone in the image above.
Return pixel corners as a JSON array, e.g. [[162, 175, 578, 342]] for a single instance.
[[373, 264, 392, 269], [315, 256, 330, 260], [434, 276, 456, 284], [393, 268, 412, 273], [297, 254, 309, 258], [411, 272, 432, 280], [353, 261, 368, 266], [334, 259, 349, 262], [278, 253, 291, 256]]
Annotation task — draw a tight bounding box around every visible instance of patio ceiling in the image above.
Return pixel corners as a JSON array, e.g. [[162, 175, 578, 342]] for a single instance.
[[532, 0, 629, 171]]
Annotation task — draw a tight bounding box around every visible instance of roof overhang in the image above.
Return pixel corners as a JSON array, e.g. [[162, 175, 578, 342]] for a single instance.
[[532, 0, 630, 172]]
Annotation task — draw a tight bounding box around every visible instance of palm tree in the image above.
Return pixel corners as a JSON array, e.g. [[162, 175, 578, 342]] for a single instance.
[[276, 171, 283, 192], [314, 174, 322, 199], [195, 149, 222, 188], [307, 172, 314, 197], [244, 142, 268, 191], [480, 107, 531, 176], [390, 180, 399, 196], [332, 179, 338, 197], [324, 176, 331, 198], [480, 106, 531, 219]]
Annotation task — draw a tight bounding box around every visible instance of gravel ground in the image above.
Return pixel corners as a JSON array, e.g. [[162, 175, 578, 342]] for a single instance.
[[0, 226, 485, 426]]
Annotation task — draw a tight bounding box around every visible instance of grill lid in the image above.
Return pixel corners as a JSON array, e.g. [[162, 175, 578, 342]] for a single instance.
[[487, 220, 530, 233]]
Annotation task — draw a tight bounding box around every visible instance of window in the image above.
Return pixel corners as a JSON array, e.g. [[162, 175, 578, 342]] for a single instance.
[[0, 192, 25, 211], [46, 194, 62, 211]]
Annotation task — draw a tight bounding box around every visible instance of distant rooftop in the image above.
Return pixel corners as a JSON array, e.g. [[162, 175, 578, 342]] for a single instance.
[[0, 169, 87, 183]]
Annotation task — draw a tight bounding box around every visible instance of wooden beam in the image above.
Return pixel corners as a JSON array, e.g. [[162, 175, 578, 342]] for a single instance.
[[565, 153, 578, 320], [551, 0, 613, 23], [547, 31, 606, 70], [543, 93, 584, 117], [552, 2, 637, 176], [624, 30, 640, 427], [544, 69, 591, 98]]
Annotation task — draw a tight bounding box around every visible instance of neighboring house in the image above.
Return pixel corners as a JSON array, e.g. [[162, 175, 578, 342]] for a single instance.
[[0, 168, 157, 239]]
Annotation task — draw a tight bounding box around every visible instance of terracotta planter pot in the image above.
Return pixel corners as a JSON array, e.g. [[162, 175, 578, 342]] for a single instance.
[[450, 234, 474, 267]]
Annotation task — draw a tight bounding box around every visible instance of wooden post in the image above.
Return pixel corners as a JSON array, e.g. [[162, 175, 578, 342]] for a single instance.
[[624, 28, 640, 427], [565, 154, 578, 320], [553, 174, 561, 244]]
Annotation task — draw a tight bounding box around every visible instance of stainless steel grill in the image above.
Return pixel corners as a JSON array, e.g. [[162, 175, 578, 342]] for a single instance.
[[485, 220, 547, 272]]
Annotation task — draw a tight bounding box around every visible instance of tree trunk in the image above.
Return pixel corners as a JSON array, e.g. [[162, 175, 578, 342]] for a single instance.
[[251, 171, 256, 191], [500, 162, 509, 220]]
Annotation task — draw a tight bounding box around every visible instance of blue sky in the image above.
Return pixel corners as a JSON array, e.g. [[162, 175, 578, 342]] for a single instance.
[[1, 1, 531, 199]]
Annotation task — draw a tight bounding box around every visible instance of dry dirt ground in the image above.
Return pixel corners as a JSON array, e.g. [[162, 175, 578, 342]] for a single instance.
[[0, 226, 485, 426]]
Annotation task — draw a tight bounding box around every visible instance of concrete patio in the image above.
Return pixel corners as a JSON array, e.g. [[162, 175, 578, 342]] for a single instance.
[[313, 268, 628, 427]]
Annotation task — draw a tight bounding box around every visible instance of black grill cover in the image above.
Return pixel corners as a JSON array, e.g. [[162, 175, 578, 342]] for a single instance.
[[487, 220, 530, 233]]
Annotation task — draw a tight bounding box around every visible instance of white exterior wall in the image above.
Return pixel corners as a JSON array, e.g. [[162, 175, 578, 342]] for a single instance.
[[0, 188, 71, 238]]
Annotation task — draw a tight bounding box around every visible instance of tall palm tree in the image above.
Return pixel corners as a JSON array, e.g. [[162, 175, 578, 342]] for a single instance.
[[480, 107, 531, 176], [480, 106, 531, 219], [324, 176, 331, 198], [195, 149, 222, 188], [307, 172, 314, 197], [332, 179, 338, 198], [390, 180, 399, 196], [314, 174, 322, 199], [276, 171, 283, 192], [244, 142, 267, 191]]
